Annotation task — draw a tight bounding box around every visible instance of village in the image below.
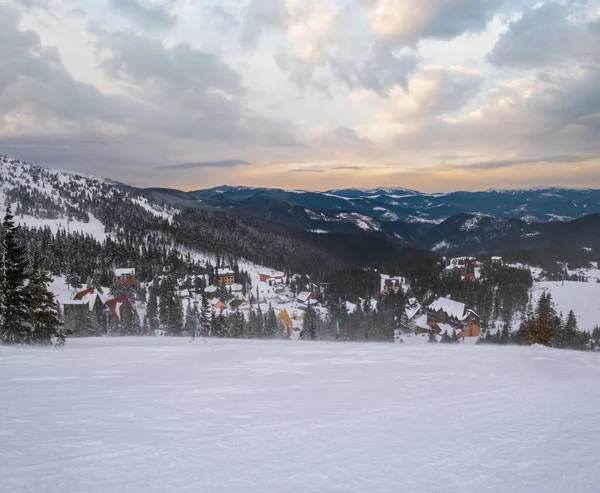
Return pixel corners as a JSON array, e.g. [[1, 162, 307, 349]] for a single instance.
[[58, 264, 329, 340]]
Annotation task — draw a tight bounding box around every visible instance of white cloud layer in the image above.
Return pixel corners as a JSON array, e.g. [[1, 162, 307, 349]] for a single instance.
[[1, 0, 600, 190]]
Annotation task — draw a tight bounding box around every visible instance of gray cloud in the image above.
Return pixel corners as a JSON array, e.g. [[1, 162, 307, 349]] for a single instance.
[[13, 0, 51, 8], [68, 8, 86, 18], [487, 2, 600, 69], [0, 5, 133, 127], [331, 165, 364, 170], [332, 50, 420, 95], [290, 169, 326, 173], [108, 0, 176, 32], [0, 6, 300, 184], [209, 5, 239, 31], [240, 0, 289, 49], [162, 160, 251, 169], [458, 155, 591, 170], [359, 0, 533, 47], [93, 29, 299, 147]]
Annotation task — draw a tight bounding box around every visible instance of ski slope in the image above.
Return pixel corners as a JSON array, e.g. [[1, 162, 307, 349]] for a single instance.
[[532, 281, 600, 331], [2, 338, 600, 493]]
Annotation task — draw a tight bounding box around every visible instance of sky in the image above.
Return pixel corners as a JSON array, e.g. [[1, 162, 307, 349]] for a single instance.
[[1, 0, 600, 192]]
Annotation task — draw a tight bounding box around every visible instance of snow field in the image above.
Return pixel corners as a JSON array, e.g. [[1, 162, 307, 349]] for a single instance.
[[531, 281, 600, 331], [1, 338, 600, 493]]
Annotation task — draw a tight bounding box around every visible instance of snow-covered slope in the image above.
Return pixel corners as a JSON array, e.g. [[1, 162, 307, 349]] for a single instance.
[[2, 338, 599, 493], [531, 281, 600, 330], [0, 155, 173, 241]]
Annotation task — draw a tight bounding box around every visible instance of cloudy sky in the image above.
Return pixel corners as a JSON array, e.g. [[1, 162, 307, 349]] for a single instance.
[[2, 0, 600, 191]]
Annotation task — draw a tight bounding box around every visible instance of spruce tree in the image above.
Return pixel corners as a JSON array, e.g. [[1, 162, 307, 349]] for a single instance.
[[200, 295, 210, 336], [27, 255, 65, 345], [184, 302, 196, 336], [564, 310, 579, 349], [1, 205, 31, 344]]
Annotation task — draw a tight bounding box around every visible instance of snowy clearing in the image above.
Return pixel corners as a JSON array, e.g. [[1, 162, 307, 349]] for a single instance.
[[2, 338, 600, 493], [531, 281, 600, 330]]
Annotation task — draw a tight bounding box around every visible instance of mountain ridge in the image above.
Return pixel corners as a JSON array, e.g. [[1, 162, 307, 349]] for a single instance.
[[2, 155, 599, 260]]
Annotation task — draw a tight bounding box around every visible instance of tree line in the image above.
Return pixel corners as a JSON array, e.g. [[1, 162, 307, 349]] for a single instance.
[[0, 205, 67, 346]]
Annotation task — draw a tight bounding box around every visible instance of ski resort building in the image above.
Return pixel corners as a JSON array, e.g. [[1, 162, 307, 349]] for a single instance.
[[259, 271, 285, 283], [297, 291, 313, 305], [115, 268, 136, 286], [74, 287, 107, 316], [217, 268, 235, 286], [400, 297, 423, 333], [61, 300, 88, 317], [204, 285, 218, 299], [105, 296, 136, 321], [426, 297, 481, 338]]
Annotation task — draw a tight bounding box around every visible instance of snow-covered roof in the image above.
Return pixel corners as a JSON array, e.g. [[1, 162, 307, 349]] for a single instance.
[[80, 292, 107, 311], [62, 300, 87, 306], [115, 268, 135, 277], [297, 291, 312, 303], [436, 323, 455, 334], [405, 298, 421, 320], [415, 314, 429, 330], [204, 285, 218, 293], [217, 268, 234, 276], [230, 283, 243, 291], [260, 270, 285, 278], [428, 297, 468, 321]]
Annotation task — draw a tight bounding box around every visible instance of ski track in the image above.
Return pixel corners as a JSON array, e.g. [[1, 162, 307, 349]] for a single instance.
[[1, 338, 600, 493]]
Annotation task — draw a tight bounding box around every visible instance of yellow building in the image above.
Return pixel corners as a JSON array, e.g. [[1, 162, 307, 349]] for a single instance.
[[217, 268, 235, 286]]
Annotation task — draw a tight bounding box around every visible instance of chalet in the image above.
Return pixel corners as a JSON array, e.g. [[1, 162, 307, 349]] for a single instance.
[[105, 296, 136, 321], [204, 285, 218, 299], [491, 256, 503, 263], [259, 271, 285, 283], [407, 288, 435, 306], [62, 300, 88, 317], [413, 314, 430, 334], [74, 287, 107, 316], [297, 291, 312, 305], [115, 268, 136, 286], [381, 274, 404, 292], [434, 323, 456, 337], [400, 297, 422, 333], [229, 298, 248, 310], [211, 299, 225, 311], [230, 283, 243, 293], [217, 268, 235, 286], [426, 297, 480, 338], [277, 308, 294, 336]]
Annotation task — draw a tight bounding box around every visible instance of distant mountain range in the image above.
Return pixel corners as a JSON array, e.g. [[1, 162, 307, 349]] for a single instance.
[[144, 185, 600, 254], [1, 153, 598, 259]]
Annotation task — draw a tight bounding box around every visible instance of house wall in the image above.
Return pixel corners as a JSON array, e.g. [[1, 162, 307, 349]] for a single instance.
[[218, 275, 235, 286], [116, 275, 137, 286]]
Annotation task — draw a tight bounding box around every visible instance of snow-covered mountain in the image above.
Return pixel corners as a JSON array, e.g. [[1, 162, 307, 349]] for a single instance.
[[183, 184, 600, 224], [2, 155, 599, 259], [0, 155, 174, 242]]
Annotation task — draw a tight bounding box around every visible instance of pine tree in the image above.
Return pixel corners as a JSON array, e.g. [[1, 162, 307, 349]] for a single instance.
[[428, 329, 438, 343], [1, 205, 32, 344], [184, 302, 196, 336], [200, 295, 210, 336], [564, 310, 579, 349], [27, 255, 65, 345]]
